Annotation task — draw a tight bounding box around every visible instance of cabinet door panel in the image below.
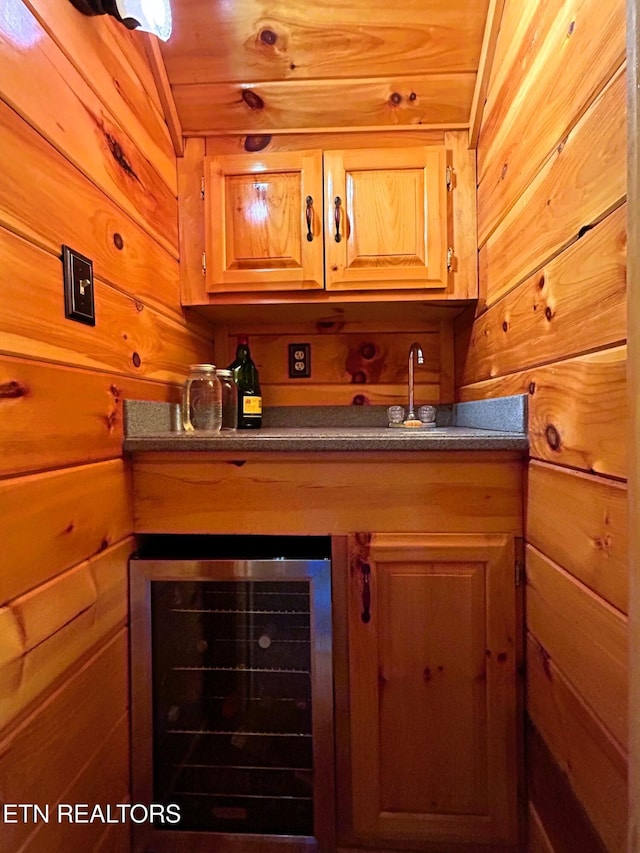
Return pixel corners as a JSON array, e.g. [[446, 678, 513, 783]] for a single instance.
[[205, 151, 324, 292], [346, 533, 518, 847], [325, 148, 448, 291]]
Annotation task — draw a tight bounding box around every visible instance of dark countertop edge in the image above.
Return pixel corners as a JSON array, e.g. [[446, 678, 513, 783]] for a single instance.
[[123, 430, 528, 454]]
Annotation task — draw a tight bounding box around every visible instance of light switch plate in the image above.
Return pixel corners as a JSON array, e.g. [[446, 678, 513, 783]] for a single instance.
[[62, 245, 95, 326]]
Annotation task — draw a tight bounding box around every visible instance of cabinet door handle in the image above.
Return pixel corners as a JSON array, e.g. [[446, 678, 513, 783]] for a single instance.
[[361, 562, 371, 623], [334, 196, 342, 243], [305, 195, 314, 242]]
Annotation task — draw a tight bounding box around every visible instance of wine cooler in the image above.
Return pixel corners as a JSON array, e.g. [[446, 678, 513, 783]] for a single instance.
[[129, 537, 334, 853]]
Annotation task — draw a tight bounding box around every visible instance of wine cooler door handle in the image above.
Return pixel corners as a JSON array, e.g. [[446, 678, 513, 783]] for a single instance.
[[361, 562, 371, 623], [334, 196, 342, 243]]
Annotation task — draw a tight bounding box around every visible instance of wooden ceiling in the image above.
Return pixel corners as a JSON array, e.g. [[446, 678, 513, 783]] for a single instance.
[[158, 0, 501, 140]]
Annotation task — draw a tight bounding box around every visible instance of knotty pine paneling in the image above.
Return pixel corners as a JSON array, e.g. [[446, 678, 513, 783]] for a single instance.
[[0, 5, 214, 845], [25, 0, 176, 192], [526, 545, 628, 750], [477, 0, 625, 246], [174, 75, 474, 135], [0, 227, 211, 384], [204, 130, 447, 155], [0, 356, 179, 477], [455, 1, 628, 847], [526, 723, 610, 853], [0, 99, 186, 322], [19, 713, 130, 853], [481, 67, 626, 309], [526, 461, 628, 614], [458, 205, 626, 387], [527, 635, 627, 853], [0, 540, 130, 731], [162, 1, 490, 86], [0, 630, 128, 851], [457, 346, 627, 480], [0, 0, 178, 255], [220, 324, 449, 407], [0, 460, 132, 605]]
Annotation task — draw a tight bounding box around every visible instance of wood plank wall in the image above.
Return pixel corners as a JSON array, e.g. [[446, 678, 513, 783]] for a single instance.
[[0, 2, 212, 850], [454, 0, 628, 850]]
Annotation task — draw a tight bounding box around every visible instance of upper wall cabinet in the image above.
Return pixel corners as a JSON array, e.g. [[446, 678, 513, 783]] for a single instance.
[[204, 147, 449, 295], [179, 133, 477, 307]]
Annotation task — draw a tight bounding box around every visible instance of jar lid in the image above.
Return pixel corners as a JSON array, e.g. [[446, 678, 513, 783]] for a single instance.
[[188, 363, 216, 372], [216, 369, 233, 378]]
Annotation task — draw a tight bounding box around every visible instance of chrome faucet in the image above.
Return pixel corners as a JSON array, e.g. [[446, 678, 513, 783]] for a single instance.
[[407, 341, 424, 422]]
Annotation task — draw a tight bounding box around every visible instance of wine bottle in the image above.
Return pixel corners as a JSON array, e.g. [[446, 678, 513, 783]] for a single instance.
[[228, 335, 262, 429]]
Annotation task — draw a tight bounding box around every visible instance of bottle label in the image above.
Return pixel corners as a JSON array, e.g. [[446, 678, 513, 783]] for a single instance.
[[243, 395, 262, 415]]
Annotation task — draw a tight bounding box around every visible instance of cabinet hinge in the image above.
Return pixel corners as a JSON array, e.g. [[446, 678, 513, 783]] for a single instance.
[[515, 558, 525, 587], [446, 247, 454, 273], [201, 252, 206, 276], [446, 165, 454, 191], [200, 177, 205, 200]]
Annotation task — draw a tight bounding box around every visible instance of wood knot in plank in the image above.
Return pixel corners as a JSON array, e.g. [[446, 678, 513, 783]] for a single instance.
[[132, 352, 141, 368], [0, 380, 28, 399], [105, 410, 119, 432], [502, 320, 508, 332], [242, 89, 265, 110], [244, 135, 272, 152], [545, 424, 561, 451], [352, 394, 368, 406], [259, 28, 278, 45], [528, 382, 536, 395], [360, 343, 376, 360], [389, 92, 403, 106], [592, 534, 612, 556], [105, 132, 139, 181], [113, 233, 124, 250]]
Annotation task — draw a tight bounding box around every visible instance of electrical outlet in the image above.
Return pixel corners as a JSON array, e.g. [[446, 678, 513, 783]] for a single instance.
[[288, 343, 311, 378], [62, 245, 95, 326]]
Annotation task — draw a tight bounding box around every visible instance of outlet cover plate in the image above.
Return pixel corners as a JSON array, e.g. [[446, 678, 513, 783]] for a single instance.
[[62, 245, 95, 326], [288, 343, 311, 378]]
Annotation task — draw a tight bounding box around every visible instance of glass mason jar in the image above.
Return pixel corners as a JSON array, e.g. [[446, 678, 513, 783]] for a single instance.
[[182, 364, 222, 433], [216, 368, 238, 431]]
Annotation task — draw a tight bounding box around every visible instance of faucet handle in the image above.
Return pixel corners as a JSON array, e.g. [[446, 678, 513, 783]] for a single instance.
[[418, 405, 436, 424], [387, 406, 405, 424]]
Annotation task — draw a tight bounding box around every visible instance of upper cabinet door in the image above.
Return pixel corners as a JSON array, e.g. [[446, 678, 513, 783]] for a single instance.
[[204, 151, 324, 293], [324, 147, 449, 291]]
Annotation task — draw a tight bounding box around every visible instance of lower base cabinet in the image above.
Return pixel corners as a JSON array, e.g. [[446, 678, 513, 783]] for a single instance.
[[335, 533, 521, 851]]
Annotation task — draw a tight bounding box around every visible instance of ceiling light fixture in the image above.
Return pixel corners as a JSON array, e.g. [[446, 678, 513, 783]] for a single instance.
[[69, 0, 172, 41]]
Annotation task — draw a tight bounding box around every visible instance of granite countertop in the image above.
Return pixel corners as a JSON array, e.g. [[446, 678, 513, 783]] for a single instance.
[[123, 398, 529, 453]]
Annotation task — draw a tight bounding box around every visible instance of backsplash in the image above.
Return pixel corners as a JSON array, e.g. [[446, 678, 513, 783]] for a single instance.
[[214, 319, 454, 408]]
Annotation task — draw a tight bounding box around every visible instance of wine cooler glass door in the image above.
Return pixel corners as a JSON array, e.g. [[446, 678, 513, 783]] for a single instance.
[[130, 557, 333, 853]]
